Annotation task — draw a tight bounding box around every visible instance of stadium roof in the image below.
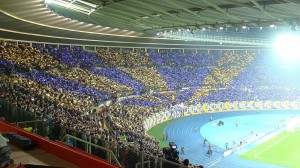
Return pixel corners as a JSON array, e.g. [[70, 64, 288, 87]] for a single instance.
[[0, 0, 299, 48]]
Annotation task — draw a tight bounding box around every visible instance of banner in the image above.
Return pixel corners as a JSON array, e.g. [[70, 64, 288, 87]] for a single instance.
[[144, 100, 300, 131]]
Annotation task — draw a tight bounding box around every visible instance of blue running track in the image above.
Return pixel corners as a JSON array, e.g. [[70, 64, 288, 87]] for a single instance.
[[164, 110, 300, 168]]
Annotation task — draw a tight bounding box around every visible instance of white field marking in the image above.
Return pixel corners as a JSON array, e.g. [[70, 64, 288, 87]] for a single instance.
[[255, 155, 300, 167], [254, 131, 294, 157], [207, 157, 223, 167]]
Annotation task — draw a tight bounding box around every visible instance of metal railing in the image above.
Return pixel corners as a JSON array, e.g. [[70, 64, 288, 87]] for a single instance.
[[0, 99, 36, 124], [1, 97, 190, 168], [61, 134, 122, 167], [137, 152, 188, 168], [14, 118, 191, 168], [16, 120, 52, 137]]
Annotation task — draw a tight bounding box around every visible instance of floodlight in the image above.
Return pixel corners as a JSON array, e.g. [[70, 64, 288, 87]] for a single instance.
[[274, 34, 300, 61]]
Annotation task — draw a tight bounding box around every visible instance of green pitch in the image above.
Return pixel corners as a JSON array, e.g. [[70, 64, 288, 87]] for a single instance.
[[240, 129, 300, 168], [147, 117, 182, 148]]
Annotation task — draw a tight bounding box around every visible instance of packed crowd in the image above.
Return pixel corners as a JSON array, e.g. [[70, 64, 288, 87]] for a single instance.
[[90, 68, 147, 94], [119, 67, 167, 90], [189, 50, 256, 103], [18, 70, 108, 106], [0, 74, 92, 116], [151, 92, 174, 102], [157, 67, 211, 90], [148, 49, 220, 67], [197, 86, 300, 103], [0, 74, 105, 140], [96, 48, 152, 67], [47, 68, 132, 98], [96, 48, 169, 91], [0, 58, 14, 75], [0, 43, 183, 167], [33, 44, 105, 68], [0, 42, 61, 70], [3, 41, 300, 167], [119, 95, 170, 107]]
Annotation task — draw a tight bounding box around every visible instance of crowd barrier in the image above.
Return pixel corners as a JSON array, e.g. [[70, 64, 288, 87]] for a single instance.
[[0, 99, 36, 124]]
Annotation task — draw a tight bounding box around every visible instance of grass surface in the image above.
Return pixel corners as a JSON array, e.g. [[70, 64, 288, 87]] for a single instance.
[[147, 117, 182, 147], [240, 129, 300, 168]]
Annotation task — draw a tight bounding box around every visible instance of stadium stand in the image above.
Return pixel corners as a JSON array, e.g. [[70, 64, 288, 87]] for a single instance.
[[1, 1, 300, 167], [1, 40, 276, 167]]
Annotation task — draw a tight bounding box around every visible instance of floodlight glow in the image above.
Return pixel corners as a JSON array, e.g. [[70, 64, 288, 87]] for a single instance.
[[274, 34, 300, 60]]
